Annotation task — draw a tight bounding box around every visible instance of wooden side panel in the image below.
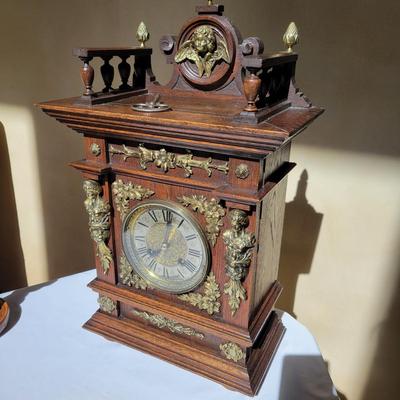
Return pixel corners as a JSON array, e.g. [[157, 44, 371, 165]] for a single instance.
[[251, 145, 291, 315]]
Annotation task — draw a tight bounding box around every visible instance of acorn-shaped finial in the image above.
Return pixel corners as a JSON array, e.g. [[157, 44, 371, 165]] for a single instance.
[[283, 22, 299, 52], [137, 22, 149, 48]]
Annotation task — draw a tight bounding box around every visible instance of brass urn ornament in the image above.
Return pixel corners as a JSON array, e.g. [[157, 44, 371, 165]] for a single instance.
[[39, 2, 323, 396]]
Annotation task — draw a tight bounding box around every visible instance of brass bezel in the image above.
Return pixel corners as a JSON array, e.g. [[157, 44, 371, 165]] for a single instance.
[[121, 199, 211, 294]]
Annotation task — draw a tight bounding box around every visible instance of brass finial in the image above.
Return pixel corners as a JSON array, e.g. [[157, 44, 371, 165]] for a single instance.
[[208, 0, 213, 5], [137, 22, 150, 48], [283, 22, 299, 52]]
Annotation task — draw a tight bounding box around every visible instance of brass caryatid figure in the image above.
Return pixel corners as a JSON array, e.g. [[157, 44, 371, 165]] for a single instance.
[[223, 210, 256, 315], [175, 25, 230, 78], [83, 180, 113, 274]]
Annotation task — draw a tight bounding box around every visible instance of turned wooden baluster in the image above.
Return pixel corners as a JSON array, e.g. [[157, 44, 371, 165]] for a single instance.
[[101, 56, 114, 93], [79, 56, 94, 96], [243, 68, 261, 112], [118, 56, 131, 90]]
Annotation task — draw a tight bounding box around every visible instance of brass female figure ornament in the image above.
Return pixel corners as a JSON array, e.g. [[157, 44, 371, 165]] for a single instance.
[[223, 210, 256, 315], [83, 180, 113, 274], [175, 25, 230, 78]]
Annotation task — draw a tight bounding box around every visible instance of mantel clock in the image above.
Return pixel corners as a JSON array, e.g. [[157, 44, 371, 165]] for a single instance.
[[39, 2, 323, 395]]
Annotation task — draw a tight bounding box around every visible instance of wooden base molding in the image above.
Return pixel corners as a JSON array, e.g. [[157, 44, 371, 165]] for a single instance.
[[84, 309, 284, 396]]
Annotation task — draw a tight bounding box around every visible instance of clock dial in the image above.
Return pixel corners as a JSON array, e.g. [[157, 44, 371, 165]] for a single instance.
[[122, 200, 210, 293]]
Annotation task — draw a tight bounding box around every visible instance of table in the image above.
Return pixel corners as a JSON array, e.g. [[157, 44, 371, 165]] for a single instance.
[[0, 271, 338, 400]]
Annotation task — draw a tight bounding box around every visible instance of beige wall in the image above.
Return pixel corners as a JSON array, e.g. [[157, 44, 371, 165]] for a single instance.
[[1, 1, 399, 399]]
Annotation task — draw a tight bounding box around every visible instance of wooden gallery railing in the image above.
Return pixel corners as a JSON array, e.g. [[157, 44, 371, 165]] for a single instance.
[[73, 47, 156, 105]]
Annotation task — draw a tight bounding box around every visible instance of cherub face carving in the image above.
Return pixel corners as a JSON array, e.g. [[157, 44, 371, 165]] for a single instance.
[[192, 26, 216, 55], [175, 25, 231, 78]]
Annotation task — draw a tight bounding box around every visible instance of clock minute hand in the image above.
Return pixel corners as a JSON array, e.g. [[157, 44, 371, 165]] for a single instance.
[[161, 221, 172, 248]]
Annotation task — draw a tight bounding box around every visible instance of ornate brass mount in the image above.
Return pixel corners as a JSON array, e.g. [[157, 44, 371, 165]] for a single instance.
[[110, 144, 229, 178], [98, 295, 116, 314], [175, 25, 231, 78], [219, 342, 245, 363], [83, 180, 113, 275], [119, 254, 152, 290], [178, 195, 225, 247], [132, 309, 205, 339], [111, 179, 155, 221], [223, 210, 256, 315], [283, 22, 299, 52], [178, 272, 221, 315]]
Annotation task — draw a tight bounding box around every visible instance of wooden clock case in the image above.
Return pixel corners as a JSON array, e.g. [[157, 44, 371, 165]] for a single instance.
[[38, 3, 323, 396]]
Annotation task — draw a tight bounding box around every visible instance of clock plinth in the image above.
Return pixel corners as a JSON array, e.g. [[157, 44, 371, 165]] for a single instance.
[[38, 3, 323, 396]]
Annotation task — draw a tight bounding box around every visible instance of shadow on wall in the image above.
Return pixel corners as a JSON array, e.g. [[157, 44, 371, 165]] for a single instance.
[[277, 170, 323, 317], [279, 355, 340, 400], [0, 122, 26, 292], [361, 250, 400, 400]]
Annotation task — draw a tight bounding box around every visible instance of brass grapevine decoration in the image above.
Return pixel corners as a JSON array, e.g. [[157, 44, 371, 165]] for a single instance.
[[219, 342, 245, 363], [178, 272, 221, 315], [119, 254, 152, 290], [175, 25, 231, 78], [178, 195, 225, 247], [98, 295, 117, 314], [109, 144, 229, 178], [112, 179, 154, 221], [83, 180, 113, 275], [132, 309, 205, 339], [223, 210, 256, 315]]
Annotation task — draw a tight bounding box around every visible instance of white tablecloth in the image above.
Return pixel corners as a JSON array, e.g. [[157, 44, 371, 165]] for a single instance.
[[0, 271, 338, 400]]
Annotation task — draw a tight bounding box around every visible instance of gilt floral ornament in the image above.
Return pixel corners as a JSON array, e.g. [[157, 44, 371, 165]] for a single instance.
[[175, 25, 231, 78]]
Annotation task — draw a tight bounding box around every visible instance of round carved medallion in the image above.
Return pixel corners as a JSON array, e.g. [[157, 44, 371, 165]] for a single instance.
[[175, 18, 236, 90]]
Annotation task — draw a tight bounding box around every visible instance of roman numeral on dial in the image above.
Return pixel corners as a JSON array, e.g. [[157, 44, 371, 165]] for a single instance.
[[182, 259, 197, 273], [148, 259, 158, 271], [185, 234, 197, 241], [188, 249, 201, 258], [148, 210, 158, 223], [137, 246, 148, 256], [162, 209, 173, 223]]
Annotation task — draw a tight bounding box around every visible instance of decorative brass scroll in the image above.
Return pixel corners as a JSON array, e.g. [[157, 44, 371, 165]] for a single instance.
[[178, 272, 221, 315], [111, 179, 154, 221], [223, 210, 256, 315], [219, 342, 245, 363], [175, 25, 231, 78], [98, 295, 116, 314], [178, 195, 225, 247], [132, 310, 204, 339], [119, 254, 151, 290], [109, 144, 229, 178], [83, 180, 113, 275]]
